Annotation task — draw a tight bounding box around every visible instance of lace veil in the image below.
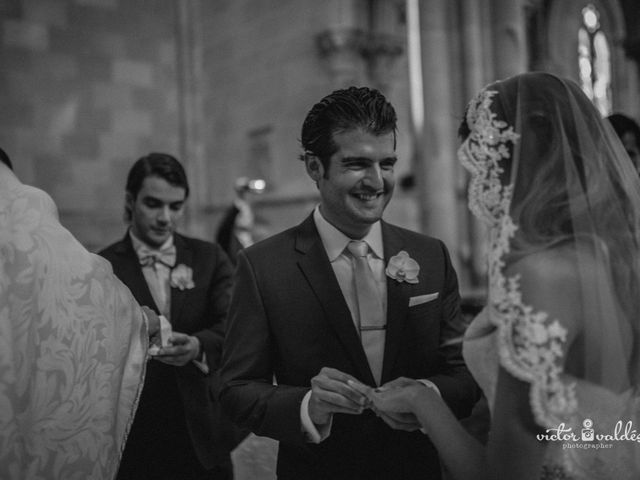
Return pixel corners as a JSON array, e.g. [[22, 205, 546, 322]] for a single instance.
[[459, 72, 640, 476]]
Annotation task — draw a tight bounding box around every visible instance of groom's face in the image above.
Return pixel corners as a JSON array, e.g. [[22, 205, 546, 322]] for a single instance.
[[310, 128, 396, 239]]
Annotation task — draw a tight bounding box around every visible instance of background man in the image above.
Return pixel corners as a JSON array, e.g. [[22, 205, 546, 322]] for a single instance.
[[100, 152, 238, 480], [607, 112, 640, 174], [220, 87, 479, 479]]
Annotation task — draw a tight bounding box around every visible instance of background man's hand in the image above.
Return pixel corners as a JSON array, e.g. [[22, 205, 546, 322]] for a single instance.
[[308, 367, 370, 426], [153, 332, 201, 366]]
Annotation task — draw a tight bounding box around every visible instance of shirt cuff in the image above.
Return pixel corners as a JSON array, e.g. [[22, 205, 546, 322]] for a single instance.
[[300, 390, 332, 443]]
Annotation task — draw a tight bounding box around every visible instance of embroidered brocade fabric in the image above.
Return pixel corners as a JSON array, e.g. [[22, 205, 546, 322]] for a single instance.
[[0, 172, 147, 480]]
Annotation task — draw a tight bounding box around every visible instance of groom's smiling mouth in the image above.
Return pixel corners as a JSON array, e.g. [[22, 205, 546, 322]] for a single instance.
[[352, 191, 385, 202]]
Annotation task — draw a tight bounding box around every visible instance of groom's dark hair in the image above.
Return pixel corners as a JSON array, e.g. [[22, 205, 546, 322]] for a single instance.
[[300, 86, 397, 172], [124, 152, 189, 222]]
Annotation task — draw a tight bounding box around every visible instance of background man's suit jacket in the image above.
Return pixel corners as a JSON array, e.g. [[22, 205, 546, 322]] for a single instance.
[[100, 233, 239, 469], [219, 214, 479, 480]]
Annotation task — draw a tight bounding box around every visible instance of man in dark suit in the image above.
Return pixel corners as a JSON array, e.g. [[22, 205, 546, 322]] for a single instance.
[[100, 153, 237, 480], [219, 87, 479, 479]]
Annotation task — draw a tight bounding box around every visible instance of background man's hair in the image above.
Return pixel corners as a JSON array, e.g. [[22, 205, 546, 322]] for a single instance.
[[124, 152, 189, 222], [300, 86, 398, 170], [607, 113, 640, 143], [0, 147, 13, 170]]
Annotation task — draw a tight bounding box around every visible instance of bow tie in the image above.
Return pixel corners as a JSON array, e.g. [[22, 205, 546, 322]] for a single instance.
[[137, 244, 177, 269]]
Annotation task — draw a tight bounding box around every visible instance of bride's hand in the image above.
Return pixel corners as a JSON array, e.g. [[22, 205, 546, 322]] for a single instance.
[[348, 377, 426, 431], [372, 378, 424, 412]]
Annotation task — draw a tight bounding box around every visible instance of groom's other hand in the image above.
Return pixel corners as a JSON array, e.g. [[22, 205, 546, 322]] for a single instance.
[[309, 367, 369, 426]]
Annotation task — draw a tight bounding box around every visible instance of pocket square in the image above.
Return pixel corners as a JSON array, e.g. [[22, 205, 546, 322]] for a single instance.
[[409, 292, 439, 307]]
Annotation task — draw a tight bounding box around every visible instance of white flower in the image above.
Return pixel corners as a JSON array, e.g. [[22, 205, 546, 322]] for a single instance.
[[385, 251, 419, 284], [170, 264, 194, 290]]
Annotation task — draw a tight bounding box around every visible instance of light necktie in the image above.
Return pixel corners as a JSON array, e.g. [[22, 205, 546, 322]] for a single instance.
[[347, 240, 386, 385]]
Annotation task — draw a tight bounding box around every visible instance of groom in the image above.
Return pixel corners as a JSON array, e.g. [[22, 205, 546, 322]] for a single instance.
[[219, 87, 478, 479]]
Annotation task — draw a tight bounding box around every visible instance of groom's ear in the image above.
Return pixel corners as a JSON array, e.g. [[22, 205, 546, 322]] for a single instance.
[[304, 155, 325, 184]]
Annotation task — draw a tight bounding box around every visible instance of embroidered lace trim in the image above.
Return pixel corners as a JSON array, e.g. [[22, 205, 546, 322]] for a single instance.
[[460, 89, 577, 428], [458, 89, 519, 226]]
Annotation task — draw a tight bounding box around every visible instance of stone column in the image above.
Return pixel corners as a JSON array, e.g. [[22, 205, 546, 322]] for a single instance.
[[368, 0, 405, 93], [460, 0, 492, 287], [316, 27, 368, 88], [491, 0, 528, 79], [414, 0, 459, 260], [174, 0, 207, 235], [316, 0, 368, 88]]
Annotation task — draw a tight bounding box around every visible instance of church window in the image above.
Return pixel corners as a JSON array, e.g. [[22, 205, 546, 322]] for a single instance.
[[578, 4, 612, 116]]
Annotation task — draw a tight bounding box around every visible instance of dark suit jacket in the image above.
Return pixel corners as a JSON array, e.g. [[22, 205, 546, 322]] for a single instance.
[[219, 214, 479, 480], [100, 232, 238, 468]]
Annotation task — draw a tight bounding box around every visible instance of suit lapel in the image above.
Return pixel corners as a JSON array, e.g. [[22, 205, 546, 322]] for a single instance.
[[170, 234, 192, 326], [380, 222, 409, 384], [295, 215, 376, 385], [112, 234, 159, 312]]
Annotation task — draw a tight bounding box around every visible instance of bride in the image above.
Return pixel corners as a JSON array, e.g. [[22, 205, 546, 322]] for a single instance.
[[352, 72, 640, 479]]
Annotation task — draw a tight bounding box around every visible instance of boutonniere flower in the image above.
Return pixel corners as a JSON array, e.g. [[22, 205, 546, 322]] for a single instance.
[[385, 251, 420, 284], [170, 264, 195, 290]]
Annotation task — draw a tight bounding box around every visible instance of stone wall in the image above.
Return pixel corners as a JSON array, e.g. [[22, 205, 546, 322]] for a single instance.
[[0, 0, 180, 250]]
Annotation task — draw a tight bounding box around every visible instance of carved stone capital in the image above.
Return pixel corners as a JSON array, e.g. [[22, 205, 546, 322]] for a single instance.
[[366, 33, 405, 93], [316, 27, 368, 86], [316, 27, 367, 59]]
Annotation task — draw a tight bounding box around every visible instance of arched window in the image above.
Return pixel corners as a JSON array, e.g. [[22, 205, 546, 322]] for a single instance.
[[578, 4, 612, 116]]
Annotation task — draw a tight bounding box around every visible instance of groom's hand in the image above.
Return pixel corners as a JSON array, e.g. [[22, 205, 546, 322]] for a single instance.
[[308, 367, 369, 426]]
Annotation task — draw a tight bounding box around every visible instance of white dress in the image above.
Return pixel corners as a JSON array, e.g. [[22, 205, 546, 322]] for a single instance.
[[463, 308, 639, 480]]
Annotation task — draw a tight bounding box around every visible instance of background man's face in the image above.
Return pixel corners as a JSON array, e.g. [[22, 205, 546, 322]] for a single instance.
[[127, 175, 186, 247], [316, 128, 396, 239]]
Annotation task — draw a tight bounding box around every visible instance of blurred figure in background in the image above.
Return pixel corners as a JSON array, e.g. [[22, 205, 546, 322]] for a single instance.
[[216, 176, 266, 266], [607, 112, 640, 174]]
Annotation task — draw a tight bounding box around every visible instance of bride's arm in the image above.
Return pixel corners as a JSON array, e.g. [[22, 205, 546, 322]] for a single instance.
[[403, 384, 487, 480], [368, 375, 546, 480]]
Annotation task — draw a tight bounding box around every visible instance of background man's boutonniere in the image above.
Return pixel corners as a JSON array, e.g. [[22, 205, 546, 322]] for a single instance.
[[170, 264, 195, 290], [386, 251, 419, 284]]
